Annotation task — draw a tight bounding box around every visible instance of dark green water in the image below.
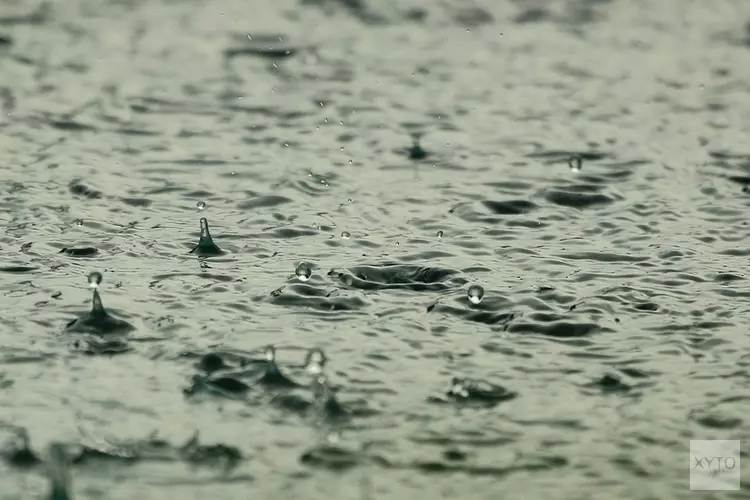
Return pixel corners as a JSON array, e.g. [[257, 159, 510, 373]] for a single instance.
[[1, 0, 750, 498]]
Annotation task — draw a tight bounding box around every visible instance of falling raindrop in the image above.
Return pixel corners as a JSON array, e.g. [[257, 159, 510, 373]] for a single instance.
[[341, 231, 351, 240], [437, 230, 444, 238], [75, 219, 83, 227], [265, 345, 276, 362], [197, 201, 206, 211], [87, 272, 103, 289], [467, 284, 484, 305], [295, 262, 313, 282], [304, 348, 327, 375], [569, 155, 582, 172]]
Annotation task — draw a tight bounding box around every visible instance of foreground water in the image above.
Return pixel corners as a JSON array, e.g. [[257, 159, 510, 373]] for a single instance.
[[2, 0, 750, 498]]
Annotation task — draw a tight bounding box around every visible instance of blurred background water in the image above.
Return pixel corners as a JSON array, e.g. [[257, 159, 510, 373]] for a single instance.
[[1, 0, 750, 498]]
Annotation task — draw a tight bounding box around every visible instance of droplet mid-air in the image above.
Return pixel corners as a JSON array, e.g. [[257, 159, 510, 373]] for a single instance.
[[304, 348, 327, 376], [568, 155, 582, 172], [295, 262, 313, 282], [437, 230, 444, 238], [467, 284, 485, 305], [340, 231, 351, 240], [87, 271, 102, 289], [197, 201, 206, 211]]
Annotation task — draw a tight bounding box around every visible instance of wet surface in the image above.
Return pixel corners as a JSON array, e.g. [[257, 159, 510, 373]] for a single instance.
[[2, 0, 750, 498]]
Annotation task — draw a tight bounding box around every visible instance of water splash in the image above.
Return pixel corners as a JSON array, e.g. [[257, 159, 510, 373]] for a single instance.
[[408, 133, 427, 160], [189, 217, 224, 256], [45, 443, 72, 500], [64, 272, 135, 335]]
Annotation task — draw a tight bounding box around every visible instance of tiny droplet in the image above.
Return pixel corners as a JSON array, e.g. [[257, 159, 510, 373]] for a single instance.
[[467, 284, 484, 305], [568, 155, 582, 172], [88, 271, 103, 289], [295, 262, 312, 282], [341, 231, 351, 240], [197, 201, 206, 211], [437, 230, 444, 238]]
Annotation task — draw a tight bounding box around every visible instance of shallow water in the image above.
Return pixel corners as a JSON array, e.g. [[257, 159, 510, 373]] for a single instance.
[[2, 0, 750, 498]]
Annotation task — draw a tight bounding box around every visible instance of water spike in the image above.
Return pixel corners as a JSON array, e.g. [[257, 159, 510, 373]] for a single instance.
[[90, 289, 106, 316], [190, 217, 224, 256], [46, 443, 72, 500], [199, 217, 211, 239]]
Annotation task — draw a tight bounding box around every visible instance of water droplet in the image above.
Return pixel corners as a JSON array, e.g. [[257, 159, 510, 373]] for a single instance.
[[75, 219, 83, 226], [446, 142, 451, 147], [264, 345, 276, 362], [568, 155, 582, 172], [295, 262, 312, 282], [348, 159, 353, 164], [87, 271, 103, 289], [341, 231, 351, 239], [324, 118, 328, 123], [437, 230, 444, 238], [347, 198, 353, 203], [304, 348, 327, 375], [467, 284, 484, 305], [196, 201, 206, 211], [340, 146, 344, 151]]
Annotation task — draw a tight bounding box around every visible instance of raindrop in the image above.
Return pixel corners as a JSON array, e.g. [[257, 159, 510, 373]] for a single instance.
[[467, 284, 484, 305], [75, 219, 83, 226], [87, 271, 103, 289], [347, 198, 353, 203], [264, 345, 276, 362], [196, 201, 206, 211], [568, 155, 582, 172], [305, 348, 327, 375], [446, 142, 451, 147], [437, 230, 444, 238], [341, 231, 351, 239], [348, 159, 353, 164], [295, 262, 313, 282], [340, 146, 344, 151]]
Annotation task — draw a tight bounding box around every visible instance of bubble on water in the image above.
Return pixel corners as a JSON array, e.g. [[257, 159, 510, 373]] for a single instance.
[[568, 155, 582, 172], [87, 271, 103, 289], [295, 262, 312, 282], [75, 219, 83, 226], [196, 201, 206, 211], [467, 284, 484, 305], [437, 230, 444, 238], [341, 231, 351, 239]]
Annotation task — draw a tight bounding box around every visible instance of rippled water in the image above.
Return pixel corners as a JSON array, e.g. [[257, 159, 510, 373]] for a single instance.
[[2, 0, 750, 498]]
